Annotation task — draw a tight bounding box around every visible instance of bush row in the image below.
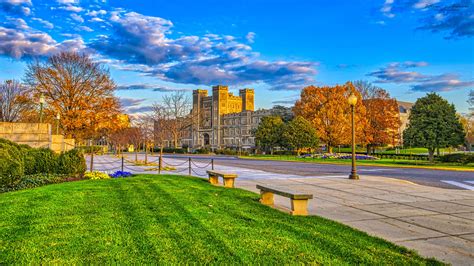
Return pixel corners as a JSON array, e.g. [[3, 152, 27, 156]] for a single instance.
[[438, 153, 474, 164], [0, 173, 79, 193], [0, 138, 86, 188]]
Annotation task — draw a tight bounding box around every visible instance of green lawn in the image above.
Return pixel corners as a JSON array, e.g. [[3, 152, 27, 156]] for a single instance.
[[333, 147, 453, 154], [241, 155, 474, 171], [0, 175, 441, 264]]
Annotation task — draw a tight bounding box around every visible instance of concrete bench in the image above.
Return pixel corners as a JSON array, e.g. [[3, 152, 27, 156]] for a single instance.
[[206, 170, 238, 188], [256, 184, 313, 216]]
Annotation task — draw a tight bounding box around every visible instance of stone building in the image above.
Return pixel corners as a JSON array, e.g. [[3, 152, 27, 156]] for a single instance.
[[168, 85, 272, 150], [398, 101, 414, 145]]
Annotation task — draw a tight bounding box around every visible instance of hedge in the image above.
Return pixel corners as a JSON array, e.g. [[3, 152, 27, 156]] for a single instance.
[[439, 153, 474, 164], [0, 142, 24, 187], [0, 138, 86, 190], [58, 149, 86, 175]]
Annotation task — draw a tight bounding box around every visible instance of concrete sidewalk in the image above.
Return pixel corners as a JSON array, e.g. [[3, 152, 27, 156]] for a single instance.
[[236, 176, 474, 265]]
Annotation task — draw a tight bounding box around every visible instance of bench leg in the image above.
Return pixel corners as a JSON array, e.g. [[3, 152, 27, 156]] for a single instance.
[[209, 175, 218, 185], [260, 191, 274, 206], [291, 199, 308, 216], [223, 178, 235, 188]]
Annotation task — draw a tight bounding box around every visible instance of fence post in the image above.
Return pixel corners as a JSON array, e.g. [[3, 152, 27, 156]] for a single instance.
[[158, 155, 162, 174], [90, 152, 94, 172], [121, 155, 124, 172], [211, 159, 214, 170], [189, 157, 191, 175]]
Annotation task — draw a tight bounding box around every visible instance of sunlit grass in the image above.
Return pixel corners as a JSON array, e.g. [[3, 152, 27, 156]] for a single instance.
[[0, 175, 441, 264]]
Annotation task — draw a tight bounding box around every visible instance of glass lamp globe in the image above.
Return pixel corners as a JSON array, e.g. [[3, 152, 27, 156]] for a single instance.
[[348, 93, 358, 106]]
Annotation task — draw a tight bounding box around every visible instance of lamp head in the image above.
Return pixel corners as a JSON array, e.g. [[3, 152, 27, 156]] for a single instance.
[[348, 93, 357, 106], [39, 93, 45, 104]]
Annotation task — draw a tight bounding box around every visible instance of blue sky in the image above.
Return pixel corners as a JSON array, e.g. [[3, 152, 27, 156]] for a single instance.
[[0, 0, 473, 114]]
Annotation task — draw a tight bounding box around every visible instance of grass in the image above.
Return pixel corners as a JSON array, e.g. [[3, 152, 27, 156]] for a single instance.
[[241, 155, 474, 171], [333, 147, 453, 154], [0, 175, 441, 264]]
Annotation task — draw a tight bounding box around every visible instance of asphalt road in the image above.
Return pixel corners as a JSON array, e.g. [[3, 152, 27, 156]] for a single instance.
[[162, 154, 474, 190]]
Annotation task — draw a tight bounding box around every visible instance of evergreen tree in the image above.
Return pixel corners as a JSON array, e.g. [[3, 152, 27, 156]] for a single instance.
[[254, 116, 284, 154], [282, 116, 319, 156], [403, 93, 465, 162]]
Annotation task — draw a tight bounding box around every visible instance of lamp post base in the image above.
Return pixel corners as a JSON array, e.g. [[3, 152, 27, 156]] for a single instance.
[[349, 173, 359, 180]]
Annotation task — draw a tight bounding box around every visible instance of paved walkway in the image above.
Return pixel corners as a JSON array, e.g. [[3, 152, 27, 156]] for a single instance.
[[89, 155, 474, 265], [237, 177, 474, 265]]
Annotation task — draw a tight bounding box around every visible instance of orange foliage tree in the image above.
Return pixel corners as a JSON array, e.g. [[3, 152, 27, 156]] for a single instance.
[[354, 81, 401, 153], [25, 52, 123, 141], [294, 83, 368, 152]]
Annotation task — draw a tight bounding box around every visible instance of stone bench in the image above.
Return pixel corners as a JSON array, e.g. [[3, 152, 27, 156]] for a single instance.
[[206, 170, 238, 188], [256, 184, 313, 216]]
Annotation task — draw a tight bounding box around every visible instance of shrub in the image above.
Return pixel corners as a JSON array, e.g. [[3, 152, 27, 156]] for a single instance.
[[0, 173, 72, 193], [58, 149, 86, 176], [84, 171, 110, 180], [0, 142, 24, 187], [193, 148, 209, 154], [27, 148, 59, 174], [439, 153, 474, 164], [76, 145, 103, 154]]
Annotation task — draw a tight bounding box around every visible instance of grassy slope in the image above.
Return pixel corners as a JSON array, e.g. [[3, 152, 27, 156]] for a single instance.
[[240, 155, 474, 171], [0, 175, 441, 264]]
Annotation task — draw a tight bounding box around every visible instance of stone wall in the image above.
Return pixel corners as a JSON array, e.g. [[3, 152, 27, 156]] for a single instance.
[[0, 122, 75, 153]]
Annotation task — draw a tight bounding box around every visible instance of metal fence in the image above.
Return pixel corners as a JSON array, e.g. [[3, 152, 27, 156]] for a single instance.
[[86, 153, 214, 177]]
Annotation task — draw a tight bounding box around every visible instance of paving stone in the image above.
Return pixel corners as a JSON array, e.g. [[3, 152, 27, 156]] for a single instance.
[[452, 212, 474, 221], [352, 203, 439, 218], [406, 201, 474, 214], [315, 205, 384, 222], [397, 236, 474, 266], [370, 193, 430, 203], [399, 214, 474, 235], [345, 218, 445, 242]]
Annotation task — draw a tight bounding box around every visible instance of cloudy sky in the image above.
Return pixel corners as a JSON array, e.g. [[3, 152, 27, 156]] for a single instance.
[[0, 0, 472, 114]]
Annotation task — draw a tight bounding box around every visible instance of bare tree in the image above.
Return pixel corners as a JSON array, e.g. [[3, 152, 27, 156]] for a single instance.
[[162, 91, 192, 148], [0, 80, 34, 122], [151, 103, 171, 153], [135, 114, 155, 163]]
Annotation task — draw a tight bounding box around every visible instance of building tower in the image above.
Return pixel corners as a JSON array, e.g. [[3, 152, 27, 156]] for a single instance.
[[239, 88, 255, 111], [192, 89, 208, 147], [212, 85, 229, 149]]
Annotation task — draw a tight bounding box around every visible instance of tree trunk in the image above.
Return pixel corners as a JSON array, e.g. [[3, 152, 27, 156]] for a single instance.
[[270, 147, 274, 155], [328, 146, 333, 153], [436, 147, 440, 156], [428, 148, 435, 163], [144, 143, 148, 164], [135, 144, 138, 162], [297, 149, 301, 156], [366, 145, 370, 155]]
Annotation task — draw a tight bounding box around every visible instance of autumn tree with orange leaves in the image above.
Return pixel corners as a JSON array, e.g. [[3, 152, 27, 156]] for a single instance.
[[294, 83, 368, 153], [25, 52, 123, 141], [354, 80, 401, 154]]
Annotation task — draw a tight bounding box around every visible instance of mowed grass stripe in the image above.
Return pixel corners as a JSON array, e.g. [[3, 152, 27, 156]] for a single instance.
[[0, 175, 442, 265]]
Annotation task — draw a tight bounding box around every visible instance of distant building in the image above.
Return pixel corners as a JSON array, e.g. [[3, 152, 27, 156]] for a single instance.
[[156, 85, 273, 150], [398, 101, 414, 145], [189, 85, 274, 150]]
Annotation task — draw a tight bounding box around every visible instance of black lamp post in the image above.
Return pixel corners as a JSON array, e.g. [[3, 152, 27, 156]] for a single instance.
[[348, 93, 359, 180]]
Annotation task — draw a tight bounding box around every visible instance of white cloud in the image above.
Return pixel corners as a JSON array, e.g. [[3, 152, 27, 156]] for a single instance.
[[245, 32, 256, 43], [70, 13, 84, 23], [32, 17, 54, 29], [86, 9, 107, 16], [59, 5, 82, 12]]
